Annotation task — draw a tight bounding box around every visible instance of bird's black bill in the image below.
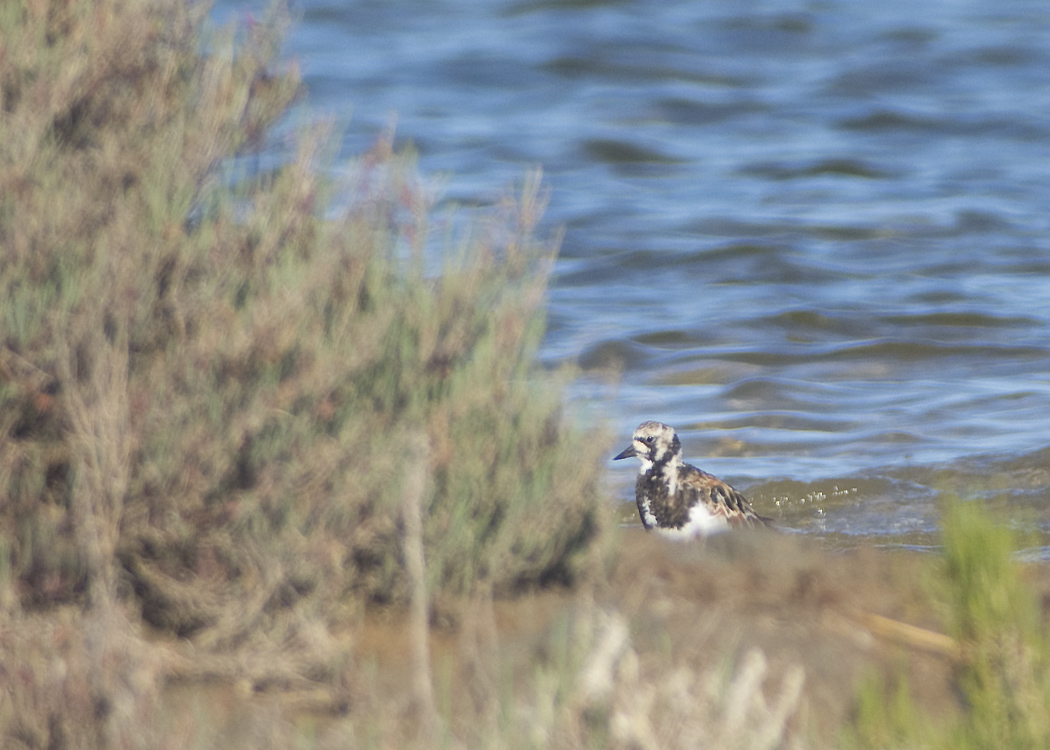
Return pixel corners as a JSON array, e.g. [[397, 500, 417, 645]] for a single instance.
[[613, 445, 637, 460]]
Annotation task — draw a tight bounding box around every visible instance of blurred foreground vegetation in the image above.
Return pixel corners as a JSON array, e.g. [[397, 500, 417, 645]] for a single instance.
[[3, 1, 1050, 749], [1, 0, 606, 746], [847, 497, 1050, 750]]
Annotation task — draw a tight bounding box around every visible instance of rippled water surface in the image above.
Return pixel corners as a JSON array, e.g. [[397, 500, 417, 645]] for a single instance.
[[221, 0, 1050, 546]]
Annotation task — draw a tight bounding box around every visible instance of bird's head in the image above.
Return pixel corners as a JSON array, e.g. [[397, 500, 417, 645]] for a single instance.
[[613, 421, 681, 473]]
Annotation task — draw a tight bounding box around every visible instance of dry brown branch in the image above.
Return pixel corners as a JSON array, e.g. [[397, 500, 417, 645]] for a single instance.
[[857, 611, 961, 660]]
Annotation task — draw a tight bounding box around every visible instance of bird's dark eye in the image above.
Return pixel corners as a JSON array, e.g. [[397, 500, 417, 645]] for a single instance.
[[643, 436, 654, 444]]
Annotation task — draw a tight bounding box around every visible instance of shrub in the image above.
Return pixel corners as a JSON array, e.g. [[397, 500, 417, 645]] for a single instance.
[[845, 496, 1050, 750], [0, 0, 607, 746]]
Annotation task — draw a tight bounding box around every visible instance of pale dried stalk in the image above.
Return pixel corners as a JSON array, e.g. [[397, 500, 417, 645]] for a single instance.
[[57, 307, 156, 749], [858, 611, 960, 659], [401, 431, 438, 740], [60, 321, 132, 611]]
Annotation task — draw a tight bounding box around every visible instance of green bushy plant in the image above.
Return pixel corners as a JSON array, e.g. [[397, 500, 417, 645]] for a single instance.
[[846, 496, 1050, 750], [0, 0, 607, 746]]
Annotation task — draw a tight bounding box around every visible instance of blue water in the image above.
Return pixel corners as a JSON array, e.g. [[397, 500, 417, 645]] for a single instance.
[[219, 0, 1050, 544]]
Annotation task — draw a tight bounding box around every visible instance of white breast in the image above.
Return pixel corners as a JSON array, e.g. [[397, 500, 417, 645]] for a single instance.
[[655, 502, 730, 539]]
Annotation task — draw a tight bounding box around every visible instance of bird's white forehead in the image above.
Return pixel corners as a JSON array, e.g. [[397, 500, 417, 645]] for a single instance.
[[631, 421, 679, 471], [633, 421, 675, 441]]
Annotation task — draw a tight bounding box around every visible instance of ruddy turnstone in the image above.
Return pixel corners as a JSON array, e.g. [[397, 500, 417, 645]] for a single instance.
[[614, 421, 771, 537]]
